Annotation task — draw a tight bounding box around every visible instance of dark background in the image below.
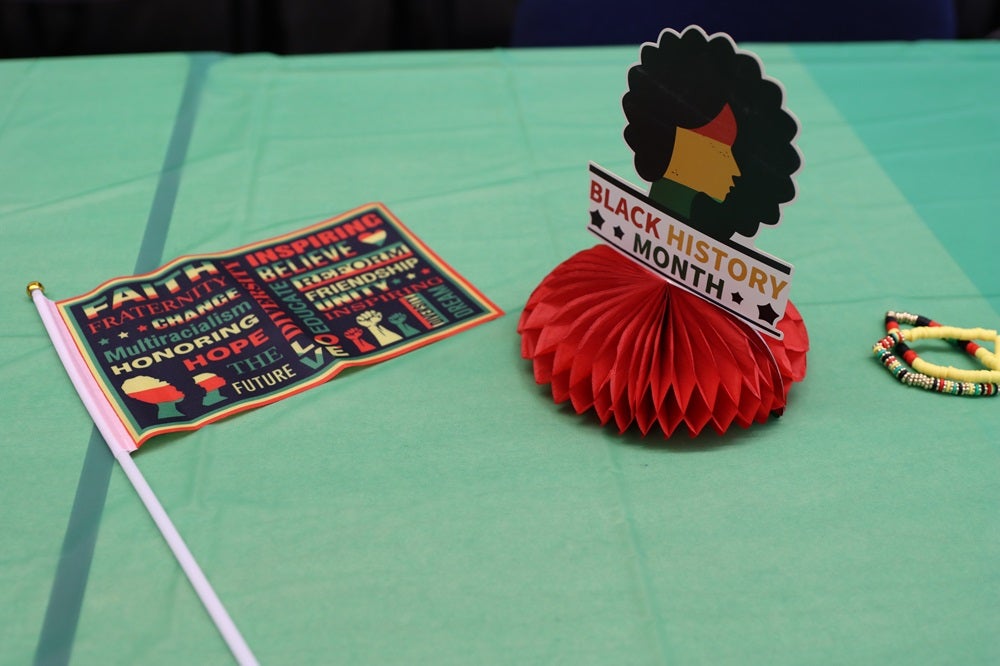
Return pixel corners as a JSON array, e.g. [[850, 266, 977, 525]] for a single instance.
[[0, 0, 998, 58]]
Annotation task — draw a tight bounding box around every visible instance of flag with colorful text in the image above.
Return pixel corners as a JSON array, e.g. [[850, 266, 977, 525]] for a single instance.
[[55, 203, 502, 447]]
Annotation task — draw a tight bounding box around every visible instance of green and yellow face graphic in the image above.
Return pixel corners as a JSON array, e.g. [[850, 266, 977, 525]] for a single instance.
[[663, 103, 740, 202]]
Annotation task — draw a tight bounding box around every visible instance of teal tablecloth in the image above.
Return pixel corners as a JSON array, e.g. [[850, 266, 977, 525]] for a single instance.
[[3, 41, 998, 664]]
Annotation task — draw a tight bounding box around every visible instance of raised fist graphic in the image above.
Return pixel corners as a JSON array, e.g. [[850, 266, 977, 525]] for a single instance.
[[387, 312, 420, 337], [345, 327, 376, 352], [356, 309, 402, 346]]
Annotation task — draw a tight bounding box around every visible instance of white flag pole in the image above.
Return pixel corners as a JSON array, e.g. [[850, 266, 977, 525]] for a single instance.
[[28, 282, 259, 666]]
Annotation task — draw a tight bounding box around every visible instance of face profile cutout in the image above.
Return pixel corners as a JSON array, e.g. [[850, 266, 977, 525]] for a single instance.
[[663, 103, 740, 203], [623, 26, 800, 242]]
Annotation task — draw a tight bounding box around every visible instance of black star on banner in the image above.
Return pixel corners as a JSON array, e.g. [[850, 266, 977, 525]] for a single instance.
[[589, 209, 605, 228], [731, 291, 744, 304], [757, 303, 780, 325], [613, 225, 625, 239]]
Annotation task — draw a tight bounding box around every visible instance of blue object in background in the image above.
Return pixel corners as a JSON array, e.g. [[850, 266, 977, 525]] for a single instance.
[[512, 0, 958, 45]]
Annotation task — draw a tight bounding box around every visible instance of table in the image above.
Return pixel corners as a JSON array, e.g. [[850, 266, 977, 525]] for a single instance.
[[3, 40, 998, 665]]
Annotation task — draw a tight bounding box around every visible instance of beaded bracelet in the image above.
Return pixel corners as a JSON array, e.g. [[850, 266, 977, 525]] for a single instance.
[[872, 310, 999, 397], [886, 311, 1000, 380], [902, 325, 1000, 382]]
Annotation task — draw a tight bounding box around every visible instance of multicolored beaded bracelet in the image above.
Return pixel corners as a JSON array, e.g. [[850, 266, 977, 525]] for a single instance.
[[885, 311, 1000, 380], [872, 310, 1000, 397], [902, 325, 1000, 382]]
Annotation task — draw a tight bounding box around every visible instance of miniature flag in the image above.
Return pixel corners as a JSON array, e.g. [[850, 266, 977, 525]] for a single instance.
[[33, 203, 502, 449]]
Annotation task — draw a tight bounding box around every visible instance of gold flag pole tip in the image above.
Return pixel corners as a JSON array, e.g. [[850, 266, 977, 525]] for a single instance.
[[26, 281, 45, 297]]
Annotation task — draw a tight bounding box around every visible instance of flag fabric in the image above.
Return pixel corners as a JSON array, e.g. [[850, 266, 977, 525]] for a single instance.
[[42, 203, 502, 449]]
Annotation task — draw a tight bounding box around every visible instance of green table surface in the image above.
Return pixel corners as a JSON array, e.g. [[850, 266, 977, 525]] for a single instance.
[[3, 41, 999, 665]]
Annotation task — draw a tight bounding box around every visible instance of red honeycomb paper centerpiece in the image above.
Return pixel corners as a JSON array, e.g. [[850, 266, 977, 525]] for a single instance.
[[518, 245, 807, 438]]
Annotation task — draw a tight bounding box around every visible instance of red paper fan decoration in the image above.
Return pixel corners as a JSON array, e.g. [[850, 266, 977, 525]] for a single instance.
[[519, 245, 808, 438]]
